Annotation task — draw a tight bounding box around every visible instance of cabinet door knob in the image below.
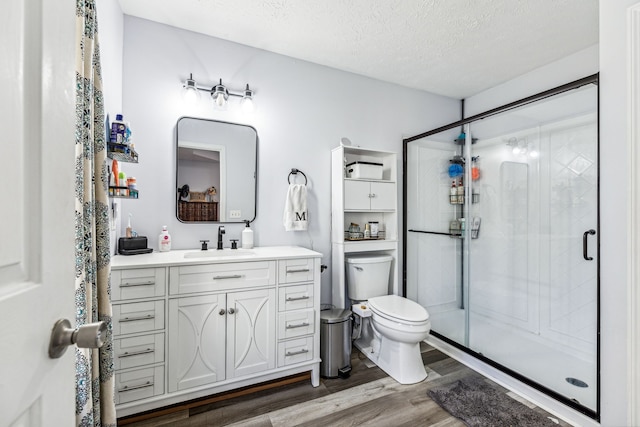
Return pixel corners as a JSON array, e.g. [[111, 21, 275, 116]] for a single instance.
[[228, 308, 235, 315], [219, 309, 226, 315]]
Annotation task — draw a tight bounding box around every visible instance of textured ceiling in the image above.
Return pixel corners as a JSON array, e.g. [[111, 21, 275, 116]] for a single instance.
[[118, 0, 598, 99]]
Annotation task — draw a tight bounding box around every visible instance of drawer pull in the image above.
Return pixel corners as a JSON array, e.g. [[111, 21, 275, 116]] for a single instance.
[[120, 314, 155, 323], [286, 322, 310, 329], [287, 268, 310, 274], [120, 281, 155, 288], [286, 348, 309, 357], [286, 295, 310, 302], [118, 381, 153, 393], [118, 348, 154, 358], [213, 274, 244, 280]]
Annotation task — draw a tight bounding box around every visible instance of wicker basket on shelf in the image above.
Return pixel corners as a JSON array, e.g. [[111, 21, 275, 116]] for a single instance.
[[178, 200, 218, 221]]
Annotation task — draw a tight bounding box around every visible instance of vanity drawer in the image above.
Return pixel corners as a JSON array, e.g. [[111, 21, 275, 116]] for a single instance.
[[112, 267, 166, 301], [115, 366, 164, 405], [169, 261, 276, 295], [113, 301, 165, 336], [278, 284, 314, 312], [278, 258, 315, 284], [114, 333, 165, 371], [277, 336, 314, 367], [278, 309, 315, 340]]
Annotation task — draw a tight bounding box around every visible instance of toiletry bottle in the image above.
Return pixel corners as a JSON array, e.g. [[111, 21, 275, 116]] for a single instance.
[[118, 171, 128, 196], [110, 114, 127, 143], [112, 159, 119, 186], [242, 220, 254, 249], [457, 178, 464, 204], [450, 180, 457, 204], [159, 225, 171, 252], [124, 122, 132, 146], [126, 214, 132, 238]]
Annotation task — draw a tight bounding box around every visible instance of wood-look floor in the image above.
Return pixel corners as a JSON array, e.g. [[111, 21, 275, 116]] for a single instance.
[[119, 344, 571, 427]]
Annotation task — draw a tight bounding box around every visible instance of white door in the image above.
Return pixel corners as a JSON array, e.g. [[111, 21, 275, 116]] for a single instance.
[[0, 0, 76, 425]]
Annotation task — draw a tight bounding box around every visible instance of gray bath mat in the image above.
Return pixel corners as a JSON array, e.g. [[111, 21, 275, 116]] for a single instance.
[[428, 376, 559, 426]]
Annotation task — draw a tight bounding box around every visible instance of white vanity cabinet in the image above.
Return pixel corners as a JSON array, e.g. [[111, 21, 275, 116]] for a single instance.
[[168, 261, 277, 392], [111, 267, 167, 405], [111, 247, 322, 418], [277, 258, 317, 368]]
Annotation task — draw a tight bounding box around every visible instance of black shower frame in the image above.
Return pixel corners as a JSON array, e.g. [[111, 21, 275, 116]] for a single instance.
[[402, 73, 600, 421]]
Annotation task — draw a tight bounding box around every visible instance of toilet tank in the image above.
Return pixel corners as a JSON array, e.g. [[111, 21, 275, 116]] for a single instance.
[[345, 254, 393, 301]]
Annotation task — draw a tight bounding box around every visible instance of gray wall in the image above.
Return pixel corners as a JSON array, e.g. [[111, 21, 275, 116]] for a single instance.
[[118, 16, 460, 304]]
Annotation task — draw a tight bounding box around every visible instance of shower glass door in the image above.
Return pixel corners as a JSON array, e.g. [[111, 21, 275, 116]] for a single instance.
[[405, 81, 598, 415]]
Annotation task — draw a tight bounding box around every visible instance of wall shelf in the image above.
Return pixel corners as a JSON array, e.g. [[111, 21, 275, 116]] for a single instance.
[[107, 142, 138, 163]]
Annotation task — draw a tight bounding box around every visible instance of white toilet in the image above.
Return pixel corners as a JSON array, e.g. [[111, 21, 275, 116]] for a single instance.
[[346, 254, 431, 384]]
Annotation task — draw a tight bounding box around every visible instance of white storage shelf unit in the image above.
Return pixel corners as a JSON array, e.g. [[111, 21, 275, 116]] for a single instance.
[[331, 145, 399, 309]]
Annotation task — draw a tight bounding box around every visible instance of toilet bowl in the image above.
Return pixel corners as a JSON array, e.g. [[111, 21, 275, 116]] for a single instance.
[[367, 295, 430, 384], [346, 255, 431, 384]]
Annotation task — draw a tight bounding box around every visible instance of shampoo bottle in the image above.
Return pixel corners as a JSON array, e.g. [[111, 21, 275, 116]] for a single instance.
[[242, 220, 254, 249], [159, 225, 171, 252]]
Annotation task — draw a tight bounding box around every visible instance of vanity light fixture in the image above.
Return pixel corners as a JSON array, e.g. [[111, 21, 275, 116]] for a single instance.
[[182, 74, 256, 112]]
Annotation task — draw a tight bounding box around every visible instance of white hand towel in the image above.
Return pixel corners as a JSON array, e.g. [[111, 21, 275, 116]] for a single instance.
[[283, 184, 308, 231]]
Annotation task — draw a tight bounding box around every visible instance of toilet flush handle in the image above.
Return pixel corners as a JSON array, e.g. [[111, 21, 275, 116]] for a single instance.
[[354, 266, 363, 271]]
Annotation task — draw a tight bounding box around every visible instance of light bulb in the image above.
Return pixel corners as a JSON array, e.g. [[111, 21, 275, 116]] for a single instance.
[[182, 74, 200, 102], [215, 92, 227, 108], [529, 149, 539, 158], [183, 87, 199, 103], [241, 96, 255, 113], [512, 146, 521, 155], [241, 84, 255, 113]]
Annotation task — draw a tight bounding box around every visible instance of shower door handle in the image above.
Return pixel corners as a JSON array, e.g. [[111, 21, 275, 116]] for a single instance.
[[583, 229, 596, 261]]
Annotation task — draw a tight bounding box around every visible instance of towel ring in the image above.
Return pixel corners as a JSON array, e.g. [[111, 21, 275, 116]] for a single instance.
[[288, 168, 308, 185]]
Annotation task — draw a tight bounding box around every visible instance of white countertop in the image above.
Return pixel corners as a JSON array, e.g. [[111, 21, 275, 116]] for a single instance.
[[111, 245, 323, 269]]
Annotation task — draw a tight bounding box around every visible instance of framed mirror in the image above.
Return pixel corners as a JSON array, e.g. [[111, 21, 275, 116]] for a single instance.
[[176, 117, 257, 223]]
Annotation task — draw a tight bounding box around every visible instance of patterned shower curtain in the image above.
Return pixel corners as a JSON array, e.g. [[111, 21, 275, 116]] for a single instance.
[[75, 1, 116, 426]]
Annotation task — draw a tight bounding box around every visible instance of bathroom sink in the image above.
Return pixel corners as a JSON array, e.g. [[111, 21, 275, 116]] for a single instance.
[[184, 249, 256, 259]]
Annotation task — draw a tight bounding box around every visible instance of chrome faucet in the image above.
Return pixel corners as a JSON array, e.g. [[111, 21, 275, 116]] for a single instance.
[[217, 226, 225, 250]]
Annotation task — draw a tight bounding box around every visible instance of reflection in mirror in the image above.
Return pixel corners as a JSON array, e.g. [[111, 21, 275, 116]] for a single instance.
[[176, 117, 257, 223]]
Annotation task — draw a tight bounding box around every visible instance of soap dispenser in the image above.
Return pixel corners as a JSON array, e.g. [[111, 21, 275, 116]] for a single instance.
[[242, 220, 254, 249]]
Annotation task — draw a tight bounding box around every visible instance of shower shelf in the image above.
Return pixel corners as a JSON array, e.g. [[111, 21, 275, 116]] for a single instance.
[[107, 142, 138, 163]]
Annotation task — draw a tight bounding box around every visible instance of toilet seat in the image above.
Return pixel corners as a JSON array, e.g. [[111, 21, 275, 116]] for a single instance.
[[368, 295, 429, 326]]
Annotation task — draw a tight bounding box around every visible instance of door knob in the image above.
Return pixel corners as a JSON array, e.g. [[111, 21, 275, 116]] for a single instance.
[[228, 308, 235, 314], [48, 318, 107, 359]]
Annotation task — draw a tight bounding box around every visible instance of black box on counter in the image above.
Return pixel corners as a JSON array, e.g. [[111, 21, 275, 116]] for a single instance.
[[118, 236, 153, 255]]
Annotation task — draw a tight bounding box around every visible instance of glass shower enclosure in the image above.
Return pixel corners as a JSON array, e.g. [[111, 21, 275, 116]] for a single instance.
[[404, 76, 599, 418]]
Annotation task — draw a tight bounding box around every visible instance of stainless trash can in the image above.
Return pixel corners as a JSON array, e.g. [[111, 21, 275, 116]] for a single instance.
[[320, 308, 352, 378]]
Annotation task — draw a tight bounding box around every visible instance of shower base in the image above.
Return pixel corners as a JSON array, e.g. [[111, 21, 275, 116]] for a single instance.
[[429, 309, 596, 411]]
